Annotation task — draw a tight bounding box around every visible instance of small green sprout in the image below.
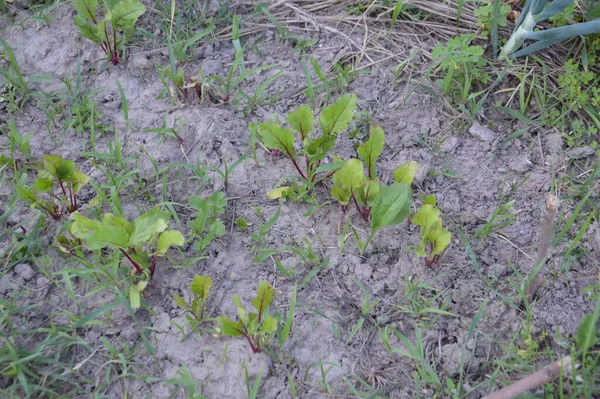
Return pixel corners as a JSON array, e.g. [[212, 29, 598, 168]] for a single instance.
[[412, 199, 451, 267], [188, 192, 226, 257], [174, 275, 213, 327], [69, 208, 184, 308], [217, 281, 278, 353], [71, 0, 146, 65], [16, 155, 90, 219]]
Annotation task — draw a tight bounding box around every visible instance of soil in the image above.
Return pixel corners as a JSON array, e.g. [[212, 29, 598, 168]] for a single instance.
[[1, 2, 599, 398]]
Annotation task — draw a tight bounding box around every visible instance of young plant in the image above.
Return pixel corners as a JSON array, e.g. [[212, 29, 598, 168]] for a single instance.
[[331, 124, 385, 221], [17, 155, 90, 219], [174, 275, 212, 328], [71, 0, 146, 65], [255, 94, 358, 198], [501, 0, 600, 59], [188, 192, 226, 257], [217, 281, 278, 353], [69, 208, 185, 308], [431, 34, 490, 106], [412, 198, 451, 267]]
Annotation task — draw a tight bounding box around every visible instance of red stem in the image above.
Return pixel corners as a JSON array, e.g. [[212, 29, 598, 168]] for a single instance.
[[351, 191, 368, 221], [119, 248, 143, 274]]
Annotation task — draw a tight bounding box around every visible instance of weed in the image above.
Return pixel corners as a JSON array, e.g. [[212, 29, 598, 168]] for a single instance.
[[475, 200, 518, 246], [217, 281, 278, 353], [188, 191, 226, 257], [71, 0, 146, 65], [250, 206, 280, 254], [473, 1, 511, 38], [431, 34, 490, 108]]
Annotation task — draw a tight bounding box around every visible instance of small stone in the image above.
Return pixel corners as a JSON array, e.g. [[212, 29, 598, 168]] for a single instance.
[[440, 137, 459, 153], [566, 146, 595, 159], [0, 276, 15, 295], [354, 262, 373, 280], [15, 263, 34, 281], [510, 158, 532, 173], [201, 59, 223, 76], [129, 53, 151, 70], [469, 121, 496, 142], [488, 263, 511, 279]]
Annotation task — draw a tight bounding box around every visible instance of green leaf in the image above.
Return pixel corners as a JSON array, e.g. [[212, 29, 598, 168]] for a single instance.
[[71, 0, 97, 22], [331, 185, 351, 206], [70, 212, 103, 239], [259, 315, 278, 334], [412, 204, 441, 238], [356, 179, 380, 206], [235, 218, 248, 229], [251, 281, 275, 315], [86, 225, 130, 249], [156, 230, 185, 254], [371, 182, 411, 233], [16, 185, 38, 204], [109, 0, 146, 31], [257, 120, 296, 157], [393, 160, 419, 185], [427, 227, 451, 256], [334, 158, 365, 192], [319, 94, 358, 136], [102, 213, 133, 235], [287, 104, 314, 140], [129, 281, 148, 309], [129, 209, 170, 246], [55, 160, 76, 182], [217, 316, 244, 337], [305, 136, 336, 163], [71, 171, 90, 194], [173, 293, 188, 309], [357, 124, 384, 179], [190, 275, 212, 301], [267, 186, 292, 200], [74, 15, 100, 43], [32, 177, 53, 193], [232, 295, 249, 325], [42, 154, 64, 178], [207, 191, 226, 214], [331, 158, 365, 205]]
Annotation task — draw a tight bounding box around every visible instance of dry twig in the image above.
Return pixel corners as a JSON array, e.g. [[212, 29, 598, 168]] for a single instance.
[[483, 355, 572, 399], [527, 195, 561, 300]]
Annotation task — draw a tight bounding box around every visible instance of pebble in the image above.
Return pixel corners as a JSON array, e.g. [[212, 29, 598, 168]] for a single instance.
[[469, 121, 496, 142], [15, 263, 34, 281], [566, 146, 595, 159], [509, 158, 533, 173], [440, 136, 459, 153], [0, 276, 15, 295]]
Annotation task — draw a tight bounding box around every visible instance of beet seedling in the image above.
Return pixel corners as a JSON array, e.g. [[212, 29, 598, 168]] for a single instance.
[[174, 275, 212, 328], [255, 94, 358, 198], [412, 198, 451, 267], [69, 208, 184, 308], [71, 0, 146, 65], [217, 281, 278, 353], [16, 155, 90, 219]]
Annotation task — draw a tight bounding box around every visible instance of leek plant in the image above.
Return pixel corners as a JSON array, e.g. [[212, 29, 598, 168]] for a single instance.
[[501, 0, 600, 59]]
